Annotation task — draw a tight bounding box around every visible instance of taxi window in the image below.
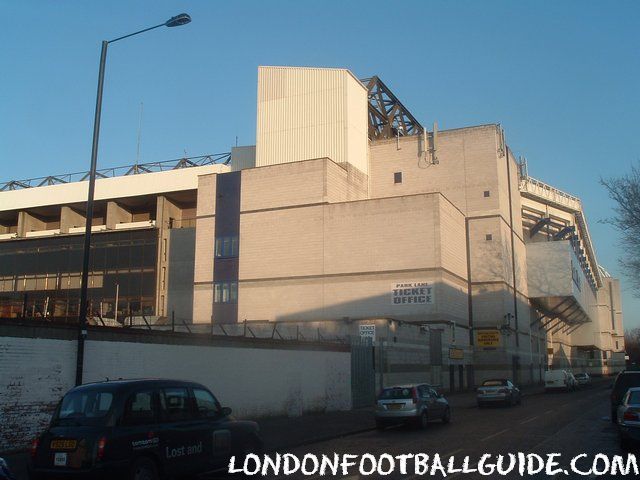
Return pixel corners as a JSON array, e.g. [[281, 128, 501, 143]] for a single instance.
[[54, 390, 113, 426], [193, 388, 220, 418], [161, 388, 193, 422], [123, 390, 157, 426]]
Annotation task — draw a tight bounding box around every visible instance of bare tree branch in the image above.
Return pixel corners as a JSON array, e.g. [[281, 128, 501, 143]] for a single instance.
[[601, 164, 640, 295]]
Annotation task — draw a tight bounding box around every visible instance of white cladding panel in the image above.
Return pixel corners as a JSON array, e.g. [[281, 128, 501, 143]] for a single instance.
[[526, 240, 596, 320], [0, 165, 229, 211], [255, 66, 368, 176]]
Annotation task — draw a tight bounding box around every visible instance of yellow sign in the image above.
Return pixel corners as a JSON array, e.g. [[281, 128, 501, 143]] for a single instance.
[[449, 348, 464, 360], [476, 330, 501, 347]]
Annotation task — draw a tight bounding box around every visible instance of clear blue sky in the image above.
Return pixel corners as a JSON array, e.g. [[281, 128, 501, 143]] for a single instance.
[[2, 1, 639, 328]]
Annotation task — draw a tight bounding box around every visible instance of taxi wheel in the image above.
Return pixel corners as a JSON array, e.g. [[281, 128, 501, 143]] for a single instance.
[[130, 457, 159, 480], [441, 407, 451, 424], [241, 438, 263, 459]]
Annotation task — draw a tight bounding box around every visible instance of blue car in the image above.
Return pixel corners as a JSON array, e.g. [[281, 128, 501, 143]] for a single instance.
[[0, 458, 15, 480]]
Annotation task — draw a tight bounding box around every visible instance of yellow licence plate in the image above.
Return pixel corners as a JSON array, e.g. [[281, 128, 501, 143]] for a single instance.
[[50, 439, 77, 450], [388, 404, 403, 410]]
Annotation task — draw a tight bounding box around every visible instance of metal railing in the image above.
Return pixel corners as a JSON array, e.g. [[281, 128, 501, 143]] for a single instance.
[[0, 153, 231, 191], [519, 176, 582, 211], [0, 313, 351, 345]]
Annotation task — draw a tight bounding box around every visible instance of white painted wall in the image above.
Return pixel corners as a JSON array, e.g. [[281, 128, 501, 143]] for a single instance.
[[0, 334, 350, 452]]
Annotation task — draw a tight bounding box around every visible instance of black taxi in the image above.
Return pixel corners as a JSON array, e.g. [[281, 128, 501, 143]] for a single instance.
[[28, 379, 262, 479]]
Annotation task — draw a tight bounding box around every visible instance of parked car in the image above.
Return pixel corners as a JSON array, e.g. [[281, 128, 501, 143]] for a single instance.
[[574, 372, 592, 387], [28, 379, 262, 480], [611, 370, 640, 423], [375, 384, 450, 429], [476, 379, 521, 407], [616, 387, 640, 449], [0, 458, 15, 480], [544, 370, 576, 392]]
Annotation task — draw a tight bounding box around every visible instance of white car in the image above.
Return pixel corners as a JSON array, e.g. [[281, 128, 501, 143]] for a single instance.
[[544, 370, 576, 392], [617, 387, 640, 449], [574, 372, 592, 387]]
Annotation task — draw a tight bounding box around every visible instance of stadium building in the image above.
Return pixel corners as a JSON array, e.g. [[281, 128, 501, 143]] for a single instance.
[[0, 66, 625, 386]]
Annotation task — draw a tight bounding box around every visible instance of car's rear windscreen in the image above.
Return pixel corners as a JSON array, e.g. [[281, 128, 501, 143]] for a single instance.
[[615, 374, 640, 398], [379, 387, 413, 399], [52, 389, 114, 426], [482, 380, 507, 386]]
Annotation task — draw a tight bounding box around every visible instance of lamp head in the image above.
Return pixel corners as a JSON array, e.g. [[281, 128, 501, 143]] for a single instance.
[[165, 13, 191, 27]]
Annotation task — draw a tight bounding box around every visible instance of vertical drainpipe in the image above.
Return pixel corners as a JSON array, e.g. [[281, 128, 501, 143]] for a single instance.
[[504, 135, 520, 348]]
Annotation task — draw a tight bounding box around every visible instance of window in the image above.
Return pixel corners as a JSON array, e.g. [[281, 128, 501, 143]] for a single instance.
[[193, 388, 220, 418], [484, 190, 491, 197], [379, 387, 413, 399], [215, 236, 239, 258], [394, 172, 403, 184], [123, 390, 156, 426], [482, 380, 507, 387], [485, 234, 493, 241], [214, 282, 238, 303], [54, 390, 113, 426], [161, 388, 192, 422]]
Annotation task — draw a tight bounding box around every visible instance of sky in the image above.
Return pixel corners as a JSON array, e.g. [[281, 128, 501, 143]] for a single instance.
[[1, 1, 639, 328]]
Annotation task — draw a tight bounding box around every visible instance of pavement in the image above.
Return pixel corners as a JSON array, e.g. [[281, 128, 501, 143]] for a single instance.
[[0, 381, 592, 480]]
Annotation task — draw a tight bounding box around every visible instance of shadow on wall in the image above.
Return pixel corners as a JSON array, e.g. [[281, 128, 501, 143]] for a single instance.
[[241, 279, 469, 326]]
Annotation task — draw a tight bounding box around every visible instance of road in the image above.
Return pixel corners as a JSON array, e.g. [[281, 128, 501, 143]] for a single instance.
[[5, 384, 635, 479], [255, 384, 633, 480]]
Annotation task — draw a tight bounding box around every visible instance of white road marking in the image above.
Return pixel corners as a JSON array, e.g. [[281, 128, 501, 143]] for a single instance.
[[444, 448, 463, 457], [481, 428, 510, 441], [447, 463, 478, 479], [520, 415, 539, 425], [404, 449, 465, 480]]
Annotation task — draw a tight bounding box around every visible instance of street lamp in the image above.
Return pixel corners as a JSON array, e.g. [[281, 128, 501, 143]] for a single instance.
[[75, 14, 191, 386]]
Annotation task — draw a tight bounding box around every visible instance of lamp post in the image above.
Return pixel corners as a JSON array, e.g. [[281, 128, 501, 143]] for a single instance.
[[75, 13, 191, 386]]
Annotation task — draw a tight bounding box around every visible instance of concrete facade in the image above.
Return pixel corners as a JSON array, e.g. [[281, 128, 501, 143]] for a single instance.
[[0, 65, 626, 390]]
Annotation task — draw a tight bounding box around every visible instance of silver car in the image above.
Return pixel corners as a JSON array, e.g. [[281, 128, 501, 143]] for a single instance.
[[575, 372, 591, 387], [617, 387, 640, 449], [477, 379, 521, 407], [375, 384, 450, 430]]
